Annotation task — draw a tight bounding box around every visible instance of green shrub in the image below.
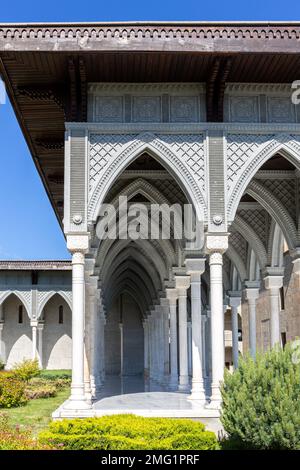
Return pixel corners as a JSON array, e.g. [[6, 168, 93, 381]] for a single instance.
[[12, 359, 40, 382], [39, 414, 219, 450], [39, 370, 71, 381], [0, 360, 5, 371], [0, 373, 28, 408], [221, 342, 300, 450], [0, 413, 51, 450], [25, 383, 57, 400]]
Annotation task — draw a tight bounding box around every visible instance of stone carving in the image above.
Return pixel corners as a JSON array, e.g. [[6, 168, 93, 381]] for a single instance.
[[94, 96, 123, 122], [170, 96, 199, 122], [227, 133, 275, 187], [227, 133, 300, 221], [88, 132, 207, 222], [267, 97, 295, 123], [89, 134, 137, 192], [157, 134, 205, 191], [229, 96, 259, 123], [229, 231, 248, 266], [132, 96, 161, 122], [261, 178, 296, 223], [238, 208, 270, 250]]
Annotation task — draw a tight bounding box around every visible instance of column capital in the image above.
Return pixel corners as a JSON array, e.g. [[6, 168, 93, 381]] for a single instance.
[[264, 275, 283, 291], [37, 322, 44, 331], [166, 288, 178, 304], [206, 234, 229, 254], [175, 275, 190, 293], [0, 322, 4, 331], [30, 320, 38, 328], [245, 287, 260, 301], [67, 234, 89, 254], [228, 291, 242, 308], [185, 258, 206, 275]]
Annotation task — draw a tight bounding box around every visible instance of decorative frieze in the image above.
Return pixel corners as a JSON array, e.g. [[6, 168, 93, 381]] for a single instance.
[[88, 83, 204, 123]]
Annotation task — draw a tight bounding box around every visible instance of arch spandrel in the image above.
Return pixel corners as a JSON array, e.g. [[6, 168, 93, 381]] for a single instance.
[[226, 133, 300, 223], [88, 132, 207, 224]]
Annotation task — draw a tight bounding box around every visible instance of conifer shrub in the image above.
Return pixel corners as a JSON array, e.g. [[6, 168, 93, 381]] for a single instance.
[[39, 415, 219, 450], [221, 342, 300, 450]]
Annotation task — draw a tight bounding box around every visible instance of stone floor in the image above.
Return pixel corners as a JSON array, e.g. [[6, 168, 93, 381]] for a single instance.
[[92, 376, 221, 427]]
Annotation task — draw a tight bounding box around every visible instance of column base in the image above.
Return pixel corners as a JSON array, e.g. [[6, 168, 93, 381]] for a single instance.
[[188, 387, 206, 402], [63, 397, 92, 411], [207, 383, 222, 409], [178, 376, 190, 392]]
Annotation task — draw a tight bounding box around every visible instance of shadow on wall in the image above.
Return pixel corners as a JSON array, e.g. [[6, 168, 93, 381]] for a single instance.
[[42, 294, 72, 370]]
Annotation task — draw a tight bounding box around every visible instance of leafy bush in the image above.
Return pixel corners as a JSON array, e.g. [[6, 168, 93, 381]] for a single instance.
[[221, 342, 300, 450], [12, 359, 40, 382], [39, 415, 219, 450], [0, 360, 5, 371], [39, 370, 71, 381], [0, 373, 28, 408], [25, 383, 57, 400], [0, 413, 51, 450]]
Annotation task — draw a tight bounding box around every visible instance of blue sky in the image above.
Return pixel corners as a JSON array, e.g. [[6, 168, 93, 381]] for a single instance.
[[0, 0, 300, 260]]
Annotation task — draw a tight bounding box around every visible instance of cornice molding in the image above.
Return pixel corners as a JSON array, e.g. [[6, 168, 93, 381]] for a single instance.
[[2, 23, 300, 40], [88, 83, 206, 94]]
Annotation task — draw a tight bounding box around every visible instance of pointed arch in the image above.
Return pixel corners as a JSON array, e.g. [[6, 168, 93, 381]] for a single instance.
[[37, 291, 72, 319], [0, 291, 30, 318], [247, 180, 297, 250], [88, 133, 206, 223], [227, 137, 300, 222], [233, 215, 268, 269]]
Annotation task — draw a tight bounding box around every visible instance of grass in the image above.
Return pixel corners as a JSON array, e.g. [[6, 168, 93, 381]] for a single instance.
[[2, 370, 71, 436]]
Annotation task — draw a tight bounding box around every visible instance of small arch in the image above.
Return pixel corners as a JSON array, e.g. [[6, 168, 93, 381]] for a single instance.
[[38, 291, 72, 319]]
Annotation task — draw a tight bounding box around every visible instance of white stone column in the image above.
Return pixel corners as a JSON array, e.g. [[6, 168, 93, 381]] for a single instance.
[[31, 320, 38, 361], [166, 289, 178, 389], [160, 298, 170, 378], [245, 284, 260, 359], [187, 321, 192, 376], [66, 234, 91, 409], [99, 307, 106, 383], [37, 323, 44, 368], [175, 276, 190, 391], [148, 311, 154, 380], [264, 274, 284, 347], [89, 281, 100, 397], [143, 318, 149, 378], [206, 235, 228, 407], [186, 258, 206, 402], [155, 305, 164, 382], [229, 292, 241, 369]]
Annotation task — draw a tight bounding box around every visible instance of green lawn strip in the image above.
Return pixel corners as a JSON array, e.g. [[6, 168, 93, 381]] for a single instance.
[[3, 387, 70, 436]]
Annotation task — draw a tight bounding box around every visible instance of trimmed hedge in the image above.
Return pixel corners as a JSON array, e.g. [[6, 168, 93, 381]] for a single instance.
[[39, 415, 219, 450], [0, 373, 28, 408], [221, 342, 300, 450]]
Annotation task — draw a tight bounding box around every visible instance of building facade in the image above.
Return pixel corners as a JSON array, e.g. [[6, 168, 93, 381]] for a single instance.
[[1, 22, 300, 418]]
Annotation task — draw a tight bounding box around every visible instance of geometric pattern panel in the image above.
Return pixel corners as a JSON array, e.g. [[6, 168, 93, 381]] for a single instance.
[[227, 133, 275, 189], [157, 134, 205, 193], [260, 178, 297, 224], [229, 230, 248, 266], [88, 132, 207, 222], [149, 178, 187, 205], [238, 208, 271, 250], [89, 134, 137, 192]]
